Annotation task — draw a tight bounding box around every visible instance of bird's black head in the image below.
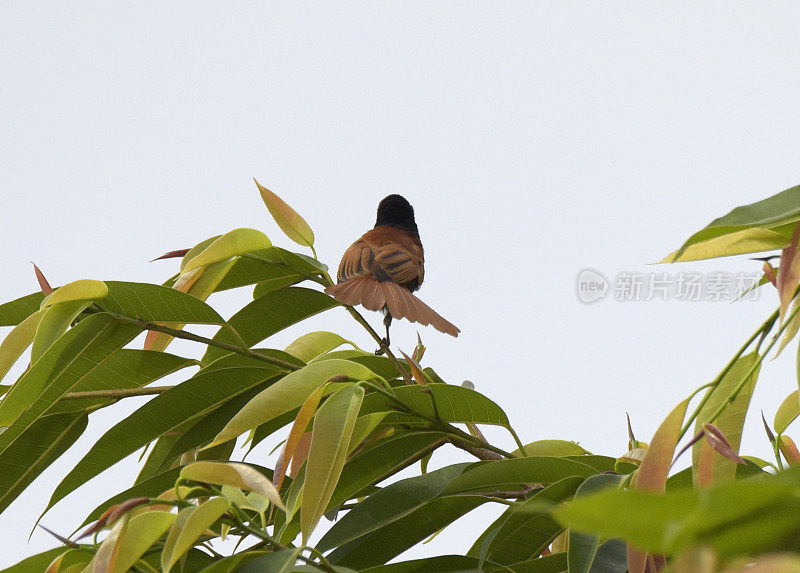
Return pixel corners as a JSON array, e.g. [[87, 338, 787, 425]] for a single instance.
[[375, 194, 419, 237]]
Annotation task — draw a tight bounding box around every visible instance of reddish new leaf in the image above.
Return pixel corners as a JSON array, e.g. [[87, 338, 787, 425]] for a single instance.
[[702, 423, 745, 465], [31, 263, 54, 295], [151, 248, 191, 262]]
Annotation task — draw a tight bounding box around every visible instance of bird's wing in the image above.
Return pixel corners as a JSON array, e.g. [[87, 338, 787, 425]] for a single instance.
[[337, 227, 424, 289], [337, 238, 378, 282]]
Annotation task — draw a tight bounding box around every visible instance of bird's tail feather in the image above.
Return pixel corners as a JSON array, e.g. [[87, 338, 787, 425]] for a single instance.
[[325, 278, 460, 337]]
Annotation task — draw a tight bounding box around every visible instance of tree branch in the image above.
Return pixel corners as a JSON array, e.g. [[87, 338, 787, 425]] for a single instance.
[[105, 311, 301, 372]]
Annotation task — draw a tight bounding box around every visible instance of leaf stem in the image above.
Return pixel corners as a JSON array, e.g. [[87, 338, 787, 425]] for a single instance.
[[60, 386, 173, 401], [677, 307, 779, 441]]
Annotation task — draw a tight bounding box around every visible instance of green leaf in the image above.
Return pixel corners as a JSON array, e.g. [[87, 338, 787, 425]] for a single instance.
[[318, 463, 471, 551], [0, 411, 87, 514], [361, 384, 510, 426], [49, 349, 196, 414], [511, 439, 590, 457], [98, 281, 225, 324], [255, 179, 315, 247], [0, 310, 41, 382], [693, 353, 759, 485], [775, 389, 800, 434], [142, 385, 266, 479], [216, 255, 304, 294], [471, 476, 584, 565], [567, 473, 624, 573], [238, 548, 302, 572], [0, 314, 139, 442], [0, 291, 45, 327], [201, 287, 339, 364], [182, 228, 272, 273], [329, 431, 447, 509], [554, 477, 800, 557], [209, 359, 378, 447], [664, 184, 800, 262], [328, 495, 487, 568], [112, 511, 175, 573], [284, 331, 356, 363], [441, 457, 601, 495], [161, 497, 231, 572], [46, 362, 282, 516], [30, 300, 94, 362], [180, 236, 222, 272], [39, 279, 108, 308], [302, 385, 364, 542], [80, 466, 183, 528], [360, 555, 514, 573], [195, 552, 270, 573], [180, 462, 284, 510]]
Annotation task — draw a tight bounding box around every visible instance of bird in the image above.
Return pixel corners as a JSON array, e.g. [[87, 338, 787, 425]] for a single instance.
[[324, 194, 460, 350]]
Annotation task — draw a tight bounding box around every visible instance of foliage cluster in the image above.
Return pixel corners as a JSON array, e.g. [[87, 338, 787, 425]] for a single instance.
[[3, 182, 800, 572]]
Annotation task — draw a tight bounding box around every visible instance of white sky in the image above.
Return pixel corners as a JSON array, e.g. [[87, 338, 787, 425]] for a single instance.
[[3, 2, 800, 567]]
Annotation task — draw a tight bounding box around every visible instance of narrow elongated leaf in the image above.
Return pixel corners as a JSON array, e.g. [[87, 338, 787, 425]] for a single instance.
[[98, 281, 224, 324], [0, 291, 45, 326], [329, 431, 447, 509], [511, 439, 590, 457], [637, 397, 690, 492], [238, 548, 302, 573], [193, 552, 270, 572], [80, 467, 182, 528], [179, 236, 222, 272], [284, 331, 355, 363], [182, 228, 272, 273], [0, 314, 139, 440], [328, 496, 487, 568], [0, 411, 87, 513], [276, 385, 326, 491], [318, 463, 471, 551], [255, 179, 315, 247], [473, 476, 584, 565], [210, 359, 378, 447], [161, 497, 230, 572], [360, 384, 510, 426], [0, 310, 41, 382], [441, 457, 600, 495], [50, 349, 196, 414], [693, 353, 759, 485], [302, 385, 364, 542], [145, 385, 270, 479], [567, 473, 624, 573], [46, 363, 281, 515], [664, 184, 800, 262], [146, 258, 237, 351], [90, 513, 129, 572], [30, 300, 93, 361], [180, 462, 284, 510], [360, 555, 516, 573], [775, 389, 800, 434], [216, 255, 304, 293], [111, 511, 175, 573], [40, 279, 108, 308], [201, 287, 339, 364], [554, 479, 800, 557]]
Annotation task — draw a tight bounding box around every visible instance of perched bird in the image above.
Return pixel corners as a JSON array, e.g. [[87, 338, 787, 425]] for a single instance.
[[325, 194, 460, 349]]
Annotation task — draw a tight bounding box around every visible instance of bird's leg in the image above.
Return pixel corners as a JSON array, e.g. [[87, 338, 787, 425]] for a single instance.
[[375, 313, 392, 355]]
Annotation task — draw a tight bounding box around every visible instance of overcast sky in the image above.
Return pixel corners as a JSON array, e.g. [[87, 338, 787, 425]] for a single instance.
[[3, 2, 800, 567]]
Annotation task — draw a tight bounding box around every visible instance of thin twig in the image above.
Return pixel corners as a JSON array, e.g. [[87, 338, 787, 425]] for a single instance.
[[105, 312, 301, 372], [60, 386, 172, 401]]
